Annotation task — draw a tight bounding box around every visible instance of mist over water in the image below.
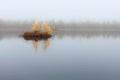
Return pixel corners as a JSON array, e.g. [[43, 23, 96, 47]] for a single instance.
[[1, 0, 120, 79], [1, 20, 120, 39], [0, 20, 120, 80]]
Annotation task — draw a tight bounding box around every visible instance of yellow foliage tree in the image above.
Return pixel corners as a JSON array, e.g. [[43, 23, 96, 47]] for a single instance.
[[42, 21, 52, 34], [32, 20, 39, 31]]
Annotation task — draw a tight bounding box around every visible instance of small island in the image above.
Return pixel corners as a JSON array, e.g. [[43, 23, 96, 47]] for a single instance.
[[23, 21, 52, 39]]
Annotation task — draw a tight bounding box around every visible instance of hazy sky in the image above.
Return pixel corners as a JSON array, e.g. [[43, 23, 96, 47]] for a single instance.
[[0, 0, 120, 21]]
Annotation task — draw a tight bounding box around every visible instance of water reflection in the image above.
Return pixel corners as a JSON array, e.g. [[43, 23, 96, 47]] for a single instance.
[[24, 36, 51, 52], [32, 41, 38, 52], [42, 39, 50, 51]]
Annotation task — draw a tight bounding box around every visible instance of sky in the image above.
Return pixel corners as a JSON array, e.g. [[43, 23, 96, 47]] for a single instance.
[[0, 0, 120, 21]]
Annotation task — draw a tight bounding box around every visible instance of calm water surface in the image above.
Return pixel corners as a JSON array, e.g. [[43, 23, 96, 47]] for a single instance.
[[0, 35, 120, 80]]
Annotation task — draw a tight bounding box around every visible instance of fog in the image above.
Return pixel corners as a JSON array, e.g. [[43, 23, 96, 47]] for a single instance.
[[1, 20, 120, 39], [0, 0, 120, 21]]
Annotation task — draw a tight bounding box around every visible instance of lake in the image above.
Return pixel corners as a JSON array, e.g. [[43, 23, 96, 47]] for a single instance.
[[0, 29, 120, 80], [1, 0, 120, 79]]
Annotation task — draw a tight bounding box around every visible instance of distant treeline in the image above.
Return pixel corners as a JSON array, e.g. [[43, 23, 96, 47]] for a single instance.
[[0, 20, 120, 31], [0, 20, 120, 39]]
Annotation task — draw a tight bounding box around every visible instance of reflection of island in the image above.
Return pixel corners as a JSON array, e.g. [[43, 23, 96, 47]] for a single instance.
[[32, 41, 38, 52], [24, 36, 51, 52], [32, 39, 50, 52]]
